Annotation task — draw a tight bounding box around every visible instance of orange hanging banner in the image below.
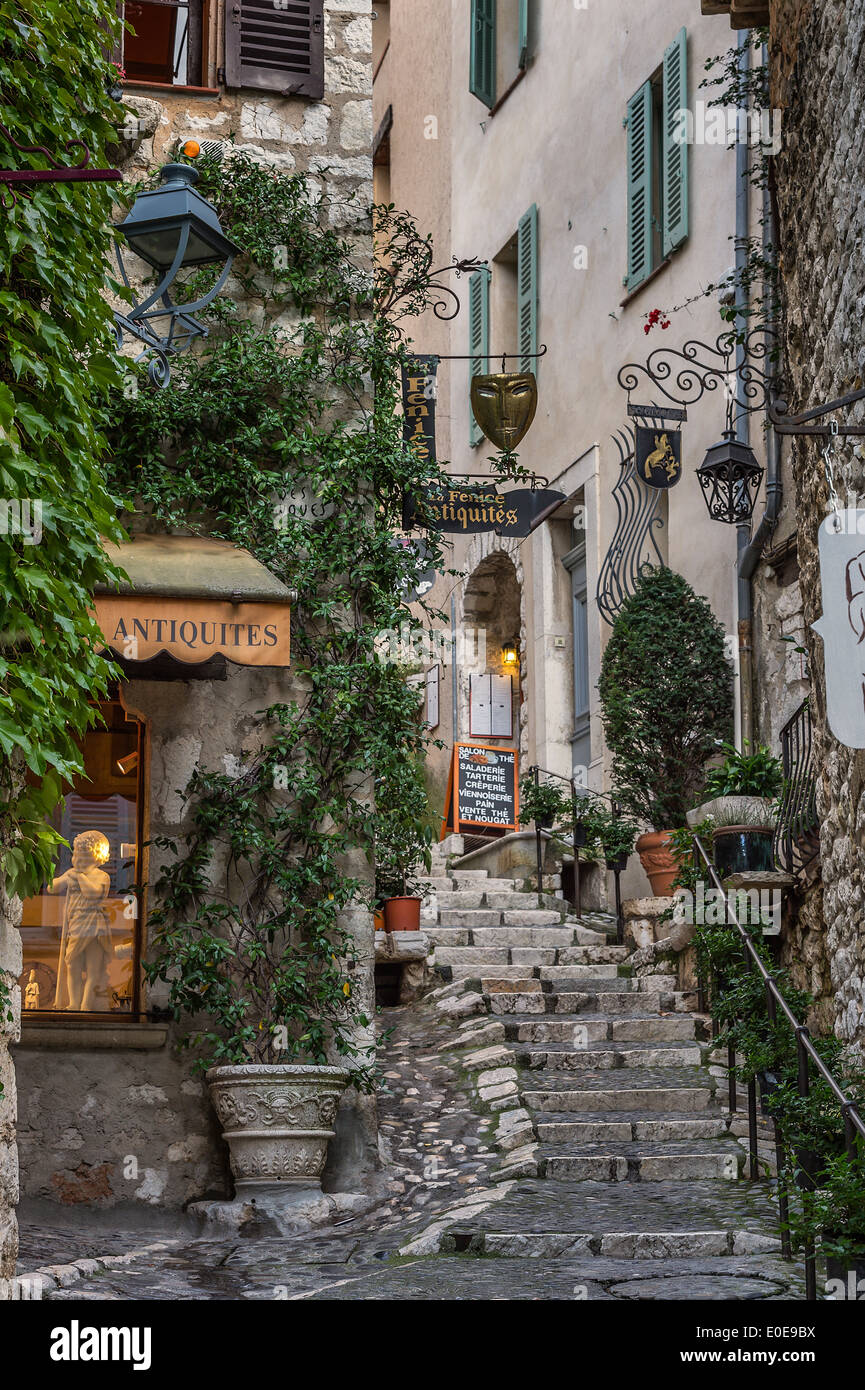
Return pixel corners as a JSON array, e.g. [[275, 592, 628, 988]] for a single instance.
[[92, 595, 291, 667]]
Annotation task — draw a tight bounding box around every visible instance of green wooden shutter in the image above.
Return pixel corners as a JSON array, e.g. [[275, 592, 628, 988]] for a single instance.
[[518, 0, 529, 69], [517, 203, 538, 374], [662, 27, 689, 257], [468, 267, 490, 447], [626, 81, 653, 292], [470, 0, 496, 108]]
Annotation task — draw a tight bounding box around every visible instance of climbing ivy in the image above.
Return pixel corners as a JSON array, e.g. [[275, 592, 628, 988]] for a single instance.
[[0, 1, 126, 904], [109, 155, 503, 1077]]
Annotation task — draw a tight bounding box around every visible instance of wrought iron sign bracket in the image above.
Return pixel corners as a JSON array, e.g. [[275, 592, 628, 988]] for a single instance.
[[0, 121, 121, 208], [769, 386, 865, 436]]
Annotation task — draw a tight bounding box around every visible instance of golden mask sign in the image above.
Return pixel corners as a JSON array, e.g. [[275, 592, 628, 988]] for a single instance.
[[93, 596, 291, 667], [470, 371, 538, 452]]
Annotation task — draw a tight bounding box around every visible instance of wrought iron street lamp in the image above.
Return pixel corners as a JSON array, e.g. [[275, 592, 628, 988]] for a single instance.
[[696, 429, 765, 525], [114, 162, 239, 385]]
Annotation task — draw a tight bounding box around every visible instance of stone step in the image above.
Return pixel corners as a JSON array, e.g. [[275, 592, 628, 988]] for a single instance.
[[513, 1041, 704, 1070], [546, 976, 635, 993], [523, 1067, 717, 1113], [539, 963, 622, 980], [438, 910, 503, 928], [504, 1015, 697, 1044], [417, 876, 454, 892], [552, 991, 662, 1014], [536, 1113, 730, 1143], [486, 989, 661, 1016], [450, 869, 491, 883], [436, 1179, 783, 1260], [556, 946, 630, 964], [482, 976, 542, 994], [541, 1140, 744, 1183], [635, 975, 678, 992], [445, 965, 541, 983], [502, 910, 564, 926], [434, 947, 510, 966], [426, 925, 582, 949]]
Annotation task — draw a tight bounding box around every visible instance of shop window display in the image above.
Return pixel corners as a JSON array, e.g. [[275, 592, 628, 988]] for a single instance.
[[19, 698, 145, 1016]]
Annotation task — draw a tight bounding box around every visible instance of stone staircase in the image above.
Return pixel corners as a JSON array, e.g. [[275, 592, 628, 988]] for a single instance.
[[412, 844, 796, 1289]]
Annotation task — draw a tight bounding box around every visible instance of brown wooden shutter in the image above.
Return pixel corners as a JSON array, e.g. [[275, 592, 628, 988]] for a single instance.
[[225, 0, 324, 98]]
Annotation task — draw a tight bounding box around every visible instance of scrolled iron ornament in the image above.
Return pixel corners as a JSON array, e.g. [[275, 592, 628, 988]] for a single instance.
[[596, 429, 665, 626]]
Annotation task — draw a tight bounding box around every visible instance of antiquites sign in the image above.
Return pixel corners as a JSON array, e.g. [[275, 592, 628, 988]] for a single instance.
[[403, 484, 565, 536], [401, 354, 439, 465], [812, 509, 865, 747], [93, 596, 292, 667]]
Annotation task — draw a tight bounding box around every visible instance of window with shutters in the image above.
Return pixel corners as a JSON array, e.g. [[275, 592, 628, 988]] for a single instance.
[[119, 1, 210, 88], [625, 27, 689, 293], [19, 699, 147, 1019], [468, 266, 490, 447], [470, 0, 532, 110], [225, 0, 325, 98]]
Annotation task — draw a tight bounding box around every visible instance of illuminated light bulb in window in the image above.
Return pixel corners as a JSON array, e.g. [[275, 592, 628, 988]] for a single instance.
[[501, 640, 519, 667], [92, 835, 111, 864], [116, 751, 139, 776]]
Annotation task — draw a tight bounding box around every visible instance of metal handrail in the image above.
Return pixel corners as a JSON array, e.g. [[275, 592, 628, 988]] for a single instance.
[[525, 766, 625, 939], [692, 834, 865, 1300]]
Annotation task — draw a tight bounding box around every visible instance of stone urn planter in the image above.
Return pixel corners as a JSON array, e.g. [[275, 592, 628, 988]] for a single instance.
[[635, 830, 679, 896], [207, 1063, 348, 1191]]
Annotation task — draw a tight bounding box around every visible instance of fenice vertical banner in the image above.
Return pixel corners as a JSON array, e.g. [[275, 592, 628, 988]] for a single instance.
[[401, 354, 439, 465]]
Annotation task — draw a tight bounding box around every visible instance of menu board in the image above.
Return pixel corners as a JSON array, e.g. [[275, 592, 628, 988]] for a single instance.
[[454, 744, 518, 830]]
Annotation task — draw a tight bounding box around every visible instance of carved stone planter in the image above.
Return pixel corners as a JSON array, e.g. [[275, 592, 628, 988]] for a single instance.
[[207, 1064, 348, 1192]]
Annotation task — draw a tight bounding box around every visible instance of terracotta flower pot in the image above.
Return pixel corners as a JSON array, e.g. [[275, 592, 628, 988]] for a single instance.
[[383, 896, 421, 931], [636, 830, 679, 896]]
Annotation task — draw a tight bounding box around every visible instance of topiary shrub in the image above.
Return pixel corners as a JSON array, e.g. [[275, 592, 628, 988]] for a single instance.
[[598, 568, 733, 829]]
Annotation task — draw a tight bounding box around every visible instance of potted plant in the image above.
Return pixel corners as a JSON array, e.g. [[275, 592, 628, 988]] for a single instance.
[[599, 810, 638, 872], [145, 805, 374, 1194], [518, 774, 569, 831], [688, 741, 783, 876], [598, 568, 733, 895], [375, 756, 433, 932]]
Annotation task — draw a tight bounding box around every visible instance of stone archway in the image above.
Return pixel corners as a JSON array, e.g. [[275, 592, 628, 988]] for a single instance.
[[458, 539, 527, 759]]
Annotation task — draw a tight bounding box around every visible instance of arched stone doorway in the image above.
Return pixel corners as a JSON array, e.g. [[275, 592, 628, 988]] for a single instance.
[[459, 540, 527, 760]]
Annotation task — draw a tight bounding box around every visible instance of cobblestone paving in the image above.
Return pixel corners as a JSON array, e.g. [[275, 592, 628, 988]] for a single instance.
[[16, 991, 805, 1301]]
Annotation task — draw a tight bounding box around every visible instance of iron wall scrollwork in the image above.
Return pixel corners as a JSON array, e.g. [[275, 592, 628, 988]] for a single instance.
[[617, 328, 780, 428], [596, 428, 665, 626]]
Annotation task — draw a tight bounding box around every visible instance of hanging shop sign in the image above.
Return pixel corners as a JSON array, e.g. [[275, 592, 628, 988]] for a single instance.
[[401, 355, 439, 465], [812, 509, 865, 747], [634, 425, 683, 489], [441, 743, 519, 835], [402, 484, 565, 537], [470, 371, 538, 452], [93, 596, 292, 667]]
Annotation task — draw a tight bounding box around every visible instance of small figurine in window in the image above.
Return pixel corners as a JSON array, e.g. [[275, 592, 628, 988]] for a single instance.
[[24, 970, 40, 1011], [48, 830, 113, 1012]]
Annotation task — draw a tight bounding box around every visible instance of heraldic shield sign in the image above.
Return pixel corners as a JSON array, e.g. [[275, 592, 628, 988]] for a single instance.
[[812, 509, 865, 748], [470, 372, 538, 452], [635, 425, 683, 489]]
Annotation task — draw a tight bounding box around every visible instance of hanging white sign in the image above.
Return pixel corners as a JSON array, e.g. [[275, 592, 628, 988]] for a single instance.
[[812, 509, 865, 747]]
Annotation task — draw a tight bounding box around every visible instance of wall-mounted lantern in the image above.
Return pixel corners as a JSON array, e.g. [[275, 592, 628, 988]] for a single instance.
[[114, 160, 239, 385], [696, 430, 765, 525], [501, 638, 519, 668]]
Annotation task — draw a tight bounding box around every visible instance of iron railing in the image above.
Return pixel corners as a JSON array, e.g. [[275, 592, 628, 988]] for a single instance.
[[774, 696, 820, 876], [692, 835, 865, 1301], [525, 766, 626, 941]]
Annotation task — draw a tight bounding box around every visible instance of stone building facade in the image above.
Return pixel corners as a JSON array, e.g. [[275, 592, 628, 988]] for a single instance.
[[10, 0, 377, 1227], [707, 0, 865, 1053]]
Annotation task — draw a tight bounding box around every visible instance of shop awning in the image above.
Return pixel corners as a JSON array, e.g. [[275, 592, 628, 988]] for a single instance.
[[93, 536, 293, 667]]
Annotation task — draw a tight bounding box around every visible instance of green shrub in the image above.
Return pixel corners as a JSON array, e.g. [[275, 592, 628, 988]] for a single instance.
[[598, 568, 733, 829]]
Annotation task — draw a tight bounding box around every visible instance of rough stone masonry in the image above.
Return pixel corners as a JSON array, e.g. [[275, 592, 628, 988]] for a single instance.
[[769, 0, 865, 1053]]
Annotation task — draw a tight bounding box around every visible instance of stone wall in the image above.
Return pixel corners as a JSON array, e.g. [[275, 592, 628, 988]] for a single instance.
[[767, 0, 865, 1053], [14, 1, 377, 1213], [0, 882, 21, 1296]]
